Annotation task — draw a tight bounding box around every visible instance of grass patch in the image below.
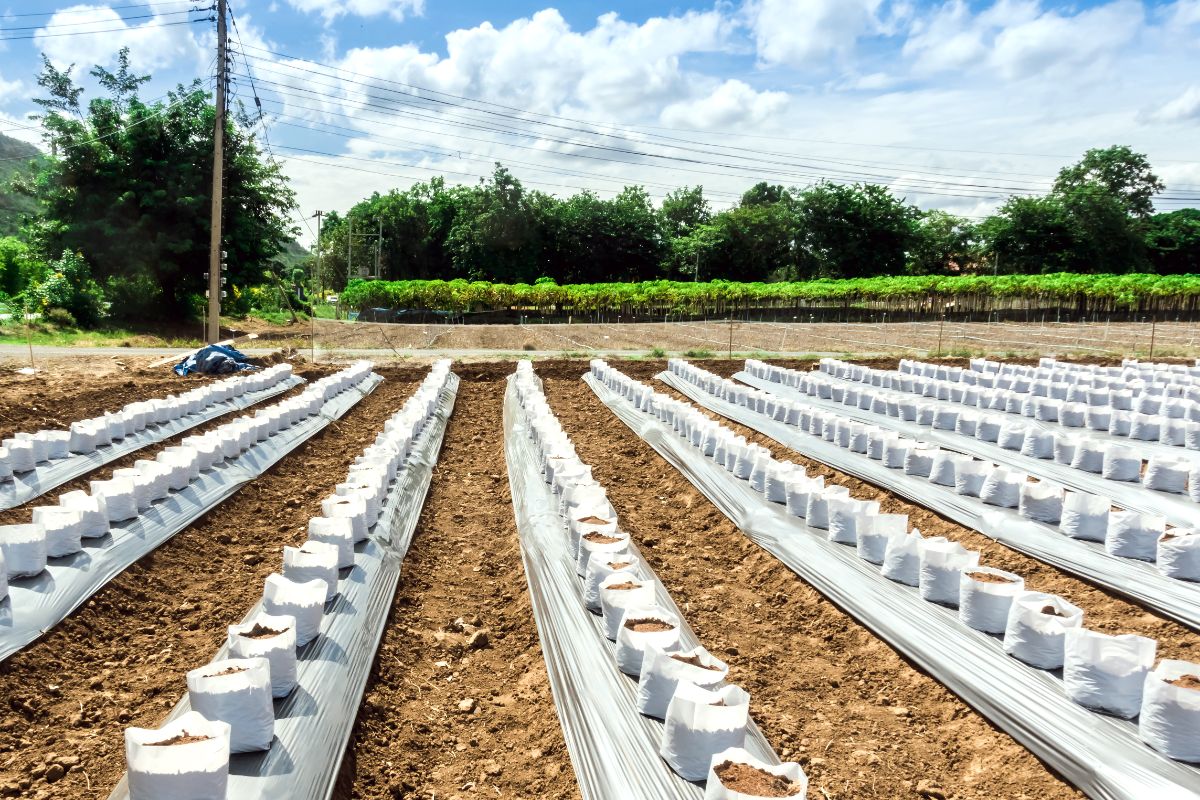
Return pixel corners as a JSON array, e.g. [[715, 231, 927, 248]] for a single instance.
[[0, 322, 201, 348], [648, 347, 666, 358], [683, 348, 714, 359]]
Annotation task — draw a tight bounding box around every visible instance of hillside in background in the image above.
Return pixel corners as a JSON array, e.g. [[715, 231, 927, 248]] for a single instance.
[[0, 131, 43, 237]]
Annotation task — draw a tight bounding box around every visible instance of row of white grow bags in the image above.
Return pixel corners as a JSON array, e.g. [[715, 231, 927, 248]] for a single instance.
[[922, 356, 1200, 401], [585, 362, 1200, 800], [0, 364, 300, 510], [0, 362, 380, 662], [668, 359, 1200, 625], [717, 364, 1200, 632], [504, 361, 793, 800], [969, 356, 1200, 385], [835, 357, 1200, 455], [113, 361, 458, 800], [814, 357, 1200, 486]]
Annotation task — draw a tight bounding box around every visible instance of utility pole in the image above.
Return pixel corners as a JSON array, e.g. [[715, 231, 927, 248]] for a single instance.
[[375, 216, 382, 279], [312, 210, 323, 301], [347, 217, 353, 282], [206, 0, 228, 344]]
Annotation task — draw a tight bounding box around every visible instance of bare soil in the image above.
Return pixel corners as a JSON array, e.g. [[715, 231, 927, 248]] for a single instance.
[[713, 760, 804, 797]]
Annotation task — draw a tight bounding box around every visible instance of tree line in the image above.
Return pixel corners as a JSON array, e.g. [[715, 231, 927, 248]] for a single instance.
[[317, 147, 1199, 292]]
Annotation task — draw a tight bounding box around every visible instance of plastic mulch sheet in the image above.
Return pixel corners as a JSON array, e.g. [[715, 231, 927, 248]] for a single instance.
[[734, 370, 1200, 530], [0, 374, 382, 663], [0, 375, 305, 511], [588, 372, 1200, 800], [662, 371, 1200, 633], [503, 375, 777, 800], [107, 373, 458, 800]]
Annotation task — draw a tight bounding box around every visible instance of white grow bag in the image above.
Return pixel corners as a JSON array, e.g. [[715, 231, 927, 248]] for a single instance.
[[661, 681, 751, 782], [1059, 492, 1109, 542], [959, 567, 1025, 634], [599, 575, 656, 641], [1106, 511, 1165, 561], [918, 538, 980, 606], [881, 528, 923, 586], [125, 710, 230, 800], [185, 657, 274, 753], [1003, 592, 1084, 670], [703, 747, 807, 800], [637, 643, 729, 720], [1140, 660, 1200, 762], [0, 523, 47, 578], [614, 605, 681, 676], [226, 613, 299, 699], [282, 542, 340, 602], [261, 573, 326, 646], [1158, 530, 1200, 581], [1063, 627, 1155, 719]]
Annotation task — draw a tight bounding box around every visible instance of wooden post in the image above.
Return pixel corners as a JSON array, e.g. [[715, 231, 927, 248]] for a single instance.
[[206, 0, 227, 344]]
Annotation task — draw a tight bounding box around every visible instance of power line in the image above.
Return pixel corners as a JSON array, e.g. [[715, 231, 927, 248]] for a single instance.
[[0, 7, 208, 32], [0, 17, 209, 40], [1, 2, 198, 18]]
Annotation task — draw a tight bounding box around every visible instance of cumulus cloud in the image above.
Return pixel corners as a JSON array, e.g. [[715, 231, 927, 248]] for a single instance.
[[33, 5, 205, 73], [1143, 86, 1200, 123], [284, 0, 423, 24], [660, 79, 788, 128], [745, 0, 884, 67]]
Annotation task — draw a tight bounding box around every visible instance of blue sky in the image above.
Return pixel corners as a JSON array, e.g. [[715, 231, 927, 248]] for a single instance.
[[1, 0, 1198, 242]]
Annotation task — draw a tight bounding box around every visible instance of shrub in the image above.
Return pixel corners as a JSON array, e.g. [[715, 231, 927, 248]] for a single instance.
[[649, 347, 666, 358], [104, 274, 164, 322], [44, 307, 78, 328], [684, 349, 714, 359], [29, 251, 105, 327]]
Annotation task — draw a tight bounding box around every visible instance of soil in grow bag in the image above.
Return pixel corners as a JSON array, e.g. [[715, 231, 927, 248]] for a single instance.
[[713, 761, 804, 797], [1041, 606, 1068, 618], [147, 732, 213, 747], [671, 654, 722, 670], [582, 532, 622, 544], [967, 571, 1018, 585], [206, 665, 249, 677], [1167, 674, 1200, 690], [606, 581, 641, 591], [577, 515, 612, 525], [624, 618, 675, 633], [239, 623, 289, 640]]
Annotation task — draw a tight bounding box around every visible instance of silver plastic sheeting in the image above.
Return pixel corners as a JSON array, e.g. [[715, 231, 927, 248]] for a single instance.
[[503, 376, 776, 800], [664, 371, 1200, 633], [587, 372, 1200, 800], [735, 370, 1200, 530], [0, 374, 382, 663], [108, 373, 458, 800], [0, 375, 304, 511]]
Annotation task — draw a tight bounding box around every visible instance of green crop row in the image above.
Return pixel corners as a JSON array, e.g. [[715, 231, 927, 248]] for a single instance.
[[339, 273, 1200, 314]]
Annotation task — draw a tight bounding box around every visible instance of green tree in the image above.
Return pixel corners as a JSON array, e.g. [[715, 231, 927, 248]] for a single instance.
[[740, 182, 791, 208], [977, 195, 1078, 274], [1145, 209, 1200, 274], [31, 48, 296, 321], [445, 165, 540, 282], [908, 210, 976, 274], [1053, 145, 1164, 218], [0, 236, 43, 298], [795, 182, 920, 278], [659, 185, 711, 239]]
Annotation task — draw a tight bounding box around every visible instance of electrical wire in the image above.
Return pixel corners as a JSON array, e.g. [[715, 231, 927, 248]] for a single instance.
[[0, 17, 209, 40], [0, 7, 208, 32], [1, 1, 199, 18]]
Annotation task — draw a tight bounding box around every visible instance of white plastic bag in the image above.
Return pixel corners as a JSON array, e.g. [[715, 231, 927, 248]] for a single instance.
[[1145, 457, 1190, 494], [282, 542, 340, 602], [1063, 627, 1155, 719], [576, 529, 631, 577], [958, 567, 1025, 634], [320, 495, 369, 542], [1054, 491, 1107, 542], [1101, 444, 1141, 483], [704, 747, 807, 800], [31, 506, 83, 558], [1158, 529, 1200, 580], [806, 486, 849, 530], [186, 657, 275, 752], [979, 468, 1024, 509], [125, 710, 230, 800], [857, 513, 907, 565], [0, 524, 47, 578], [1071, 439, 1105, 473], [1003, 592, 1084, 669], [784, 475, 823, 518], [583, 550, 638, 611], [660, 681, 750, 781], [1018, 481, 1064, 524], [881, 528, 923, 586], [902, 446, 936, 478], [599, 574, 656, 641], [1140, 659, 1200, 761], [227, 613, 298, 698], [306, 516, 355, 569], [90, 478, 139, 522], [1106, 511, 1165, 561], [827, 498, 878, 546], [637, 644, 728, 720], [261, 573, 326, 646], [918, 538, 979, 606], [953, 459, 990, 497], [615, 606, 681, 676], [927, 451, 960, 487]]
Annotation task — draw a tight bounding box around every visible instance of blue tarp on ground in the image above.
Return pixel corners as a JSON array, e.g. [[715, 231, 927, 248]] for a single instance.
[[173, 344, 258, 376]]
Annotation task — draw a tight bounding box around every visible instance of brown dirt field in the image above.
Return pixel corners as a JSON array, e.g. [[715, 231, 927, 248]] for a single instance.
[[0, 370, 427, 798], [538, 361, 1146, 800], [333, 369, 576, 799]]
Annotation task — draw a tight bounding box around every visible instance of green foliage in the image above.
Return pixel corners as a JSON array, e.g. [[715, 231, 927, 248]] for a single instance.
[[0, 133, 45, 237], [339, 273, 1200, 316], [909, 211, 976, 275], [31, 48, 296, 320], [44, 307, 77, 327], [29, 250, 104, 326], [1053, 145, 1164, 218], [0, 236, 44, 297], [796, 182, 921, 278], [1144, 209, 1200, 275]]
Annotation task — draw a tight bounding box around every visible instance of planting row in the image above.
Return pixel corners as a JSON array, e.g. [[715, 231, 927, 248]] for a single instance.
[[0, 362, 379, 661], [967, 356, 1200, 387], [117, 361, 456, 800], [587, 360, 1200, 799], [0, 364, 299, 510], [840, 357, 1200, 464], [507, 361, 799, 799], [813, 358, 1200, 498]]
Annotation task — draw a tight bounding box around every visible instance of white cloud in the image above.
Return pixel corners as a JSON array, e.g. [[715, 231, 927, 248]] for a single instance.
[[660, 79, 788, 128], [1144, 86, 1200, 123], [991, 1, 1143, 79], [33, 5, 206, 73], [284, 0, 423, 24], [745, 0, 883, 67]]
